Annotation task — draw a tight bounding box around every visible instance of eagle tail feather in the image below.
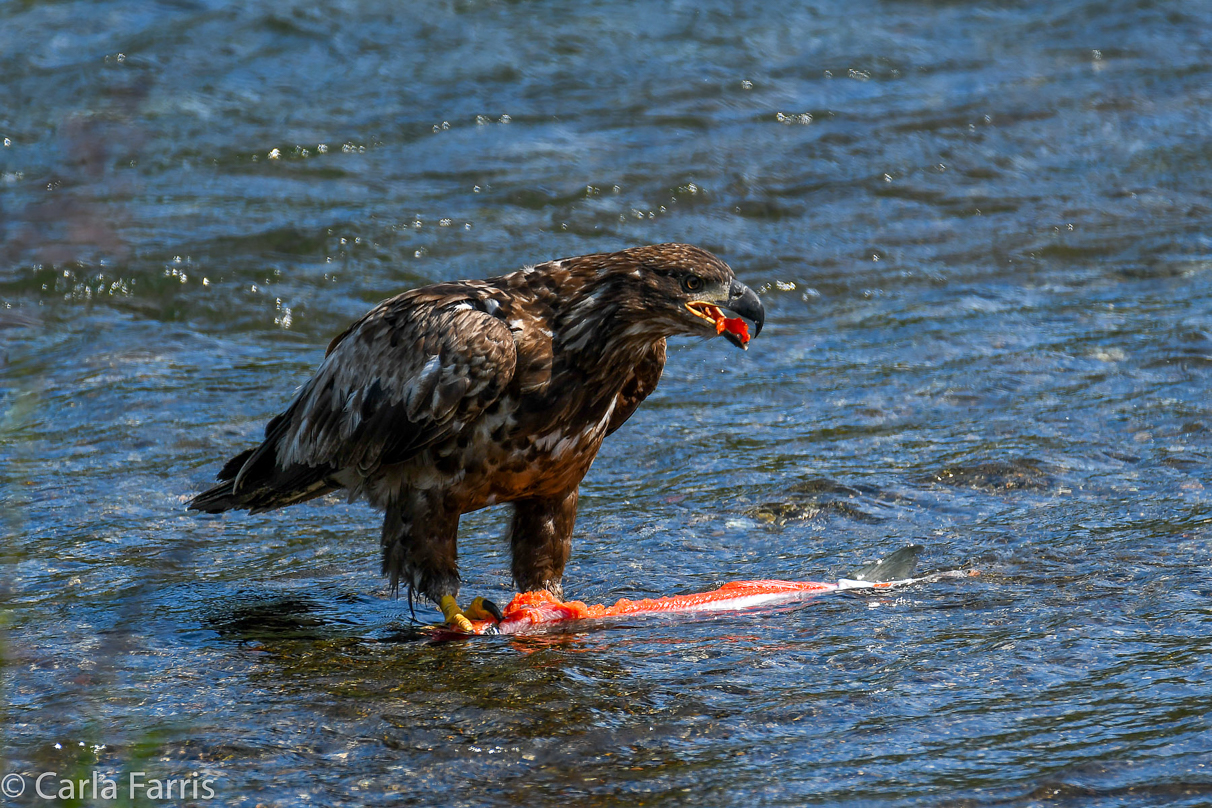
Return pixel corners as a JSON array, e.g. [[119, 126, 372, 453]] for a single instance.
[[190, 441, 338, 513], [189, 478, 245, 513], [218, 447, 256, 481]]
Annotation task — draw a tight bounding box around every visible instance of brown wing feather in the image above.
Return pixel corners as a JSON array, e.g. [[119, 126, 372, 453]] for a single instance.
[[192, 293, 516, 513], [271, 297, 516, 479]]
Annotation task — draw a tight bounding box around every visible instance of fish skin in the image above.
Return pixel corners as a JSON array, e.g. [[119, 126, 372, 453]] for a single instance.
[[445, 569, 977, 636]]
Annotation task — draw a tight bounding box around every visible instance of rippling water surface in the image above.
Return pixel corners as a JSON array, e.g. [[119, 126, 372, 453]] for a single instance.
[[4, 1, 1212, 805]]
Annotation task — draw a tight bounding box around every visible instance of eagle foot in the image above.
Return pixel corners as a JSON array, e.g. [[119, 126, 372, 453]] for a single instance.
[[466, 596, 505, 623], [438, 595, 503, 634]]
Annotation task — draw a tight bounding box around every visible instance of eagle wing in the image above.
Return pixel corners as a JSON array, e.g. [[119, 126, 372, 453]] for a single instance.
[[192, 294, 520, 515], [268, 298, 517, 479]]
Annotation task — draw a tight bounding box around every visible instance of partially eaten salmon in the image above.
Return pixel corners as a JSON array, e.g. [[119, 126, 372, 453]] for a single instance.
[[432, 548, 979, 636], [686, 301, 752, 349]]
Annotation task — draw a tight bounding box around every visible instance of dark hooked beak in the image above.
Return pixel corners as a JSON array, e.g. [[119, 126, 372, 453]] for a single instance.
[[723, 279, 765, 346]]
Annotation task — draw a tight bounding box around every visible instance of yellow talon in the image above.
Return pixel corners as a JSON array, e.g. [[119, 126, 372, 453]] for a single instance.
[[438, 595, 475, 633], [465, 596, 501, 621]]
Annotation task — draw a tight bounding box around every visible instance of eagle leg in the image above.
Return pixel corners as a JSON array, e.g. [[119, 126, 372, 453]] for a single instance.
[[509, 489, 579, 599], [380, 495, 462, 610], [379, 497, 503, 633]]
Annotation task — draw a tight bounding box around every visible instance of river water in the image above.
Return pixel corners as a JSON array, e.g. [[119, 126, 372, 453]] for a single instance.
[[3, 1, 1212, 805]]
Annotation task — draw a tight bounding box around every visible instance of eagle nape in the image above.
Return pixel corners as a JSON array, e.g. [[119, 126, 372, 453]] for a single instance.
[[188, 243, 765, 634]]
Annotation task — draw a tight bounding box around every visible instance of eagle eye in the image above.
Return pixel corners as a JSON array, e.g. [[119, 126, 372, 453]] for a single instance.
[[682, 274, 704, 292]]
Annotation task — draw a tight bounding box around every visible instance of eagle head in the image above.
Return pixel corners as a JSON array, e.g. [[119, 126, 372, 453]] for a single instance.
[[604, 243, 765, 350]]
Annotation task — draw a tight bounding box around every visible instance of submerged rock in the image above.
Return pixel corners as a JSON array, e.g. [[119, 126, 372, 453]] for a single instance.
[[746, 477, 883, 526], [923, 458, 1051, 492]]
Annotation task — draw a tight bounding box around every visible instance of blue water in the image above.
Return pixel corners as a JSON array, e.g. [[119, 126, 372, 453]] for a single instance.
[[3, 1, 1212, 805]]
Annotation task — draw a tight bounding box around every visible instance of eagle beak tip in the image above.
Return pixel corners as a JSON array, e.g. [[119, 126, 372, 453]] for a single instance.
[[726, 279, 765, 341]]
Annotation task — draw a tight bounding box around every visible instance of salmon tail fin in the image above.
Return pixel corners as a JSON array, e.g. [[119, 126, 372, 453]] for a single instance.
[[851, 545, 922, 582]]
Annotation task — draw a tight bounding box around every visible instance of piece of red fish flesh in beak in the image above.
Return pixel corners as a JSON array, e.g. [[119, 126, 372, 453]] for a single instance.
[[721, 279, 763, 349]]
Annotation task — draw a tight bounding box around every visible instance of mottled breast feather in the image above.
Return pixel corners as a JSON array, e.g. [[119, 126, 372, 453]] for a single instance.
[[607, 338, 666, 436], [271, 296, 517, 480]]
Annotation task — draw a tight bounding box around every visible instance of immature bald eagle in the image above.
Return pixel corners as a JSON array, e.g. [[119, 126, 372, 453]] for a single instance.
[[191, 243, 764, 631]]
